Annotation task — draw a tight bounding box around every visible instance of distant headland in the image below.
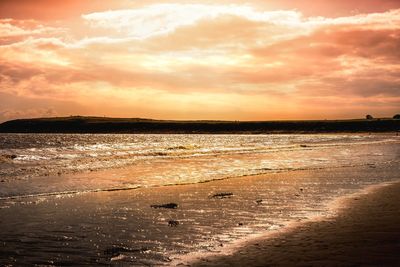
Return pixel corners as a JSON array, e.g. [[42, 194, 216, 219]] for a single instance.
[[0, 116, 399, 134]]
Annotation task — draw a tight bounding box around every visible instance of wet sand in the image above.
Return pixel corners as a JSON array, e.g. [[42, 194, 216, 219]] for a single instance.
[[0, 163, 399, 265], [188, 181, 400, 266]]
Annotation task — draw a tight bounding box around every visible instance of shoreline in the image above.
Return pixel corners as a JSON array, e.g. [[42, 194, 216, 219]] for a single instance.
[[0, 162, 390, 201], [2, 138, 398, 200], [182, 180, 400, 266]]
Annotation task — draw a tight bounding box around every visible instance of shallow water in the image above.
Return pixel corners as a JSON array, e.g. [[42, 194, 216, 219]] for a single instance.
[[0, 133, 398, 198], [0, 134, 399, 265]]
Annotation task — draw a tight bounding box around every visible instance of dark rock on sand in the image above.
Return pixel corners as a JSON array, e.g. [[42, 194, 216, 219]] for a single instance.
[[256, 199, 263, 204], [367, 163, 376, 168], [150, 203, 178, 209], [211, 192, 234, 199], [168, 220, 179, 227], [104, 246, 148, 257]]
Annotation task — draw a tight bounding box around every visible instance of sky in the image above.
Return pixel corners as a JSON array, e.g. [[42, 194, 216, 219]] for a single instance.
[[0, 0, 399, 121]]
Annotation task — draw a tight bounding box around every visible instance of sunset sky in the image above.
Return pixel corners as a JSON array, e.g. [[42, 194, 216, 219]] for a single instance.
[[0, 0, 399, 122]]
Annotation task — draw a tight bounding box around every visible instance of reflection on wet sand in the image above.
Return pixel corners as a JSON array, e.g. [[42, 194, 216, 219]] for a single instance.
[[0, 162, 398, 265]]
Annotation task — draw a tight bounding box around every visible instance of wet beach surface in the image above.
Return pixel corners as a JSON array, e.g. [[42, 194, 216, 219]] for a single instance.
[[0, 162, 399, 266], [190, 181, 400, 267], [0, 134, 399, 265]]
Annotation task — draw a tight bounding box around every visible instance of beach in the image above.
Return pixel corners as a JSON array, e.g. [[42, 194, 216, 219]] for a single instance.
[[0, 162, 399, 265], [188, 179, 400, 266], [0, 133, 399, 265]]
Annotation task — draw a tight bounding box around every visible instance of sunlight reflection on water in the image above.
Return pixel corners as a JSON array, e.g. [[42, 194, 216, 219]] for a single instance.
[[0, 134, 399, 198]]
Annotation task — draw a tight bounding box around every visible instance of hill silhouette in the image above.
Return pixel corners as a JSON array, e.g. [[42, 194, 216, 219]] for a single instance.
[[0, 116, 399, 133]]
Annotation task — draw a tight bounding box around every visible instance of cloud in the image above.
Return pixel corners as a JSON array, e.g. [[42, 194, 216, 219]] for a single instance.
[[1, 5, 399, 120], [82, 5, 400, 45], [82, 4, 304, 40], [0, 19, 52, 37], [0, 18, 64, 45]]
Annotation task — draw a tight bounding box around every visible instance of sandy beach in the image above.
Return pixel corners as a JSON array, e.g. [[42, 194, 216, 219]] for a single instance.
[[188, 181, 400, 266], [0, 160, 399, 265]]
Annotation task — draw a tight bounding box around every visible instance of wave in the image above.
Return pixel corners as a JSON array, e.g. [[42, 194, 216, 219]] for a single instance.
[[1, 133, 398, 203], [0, 161, 393, 202]]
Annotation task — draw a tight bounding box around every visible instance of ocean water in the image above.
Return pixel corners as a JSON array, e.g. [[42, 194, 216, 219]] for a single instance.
[[0, 133, 399, 265], [0, 133, 399, 199]]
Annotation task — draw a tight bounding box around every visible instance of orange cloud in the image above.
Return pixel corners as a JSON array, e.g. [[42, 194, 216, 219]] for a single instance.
[[0, 3, 399, 121]]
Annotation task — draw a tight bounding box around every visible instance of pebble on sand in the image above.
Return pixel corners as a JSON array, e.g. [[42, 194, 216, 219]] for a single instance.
[[150, 203, 178, 209], [211, 192, 234, 199], [168, 220, 179, 227]]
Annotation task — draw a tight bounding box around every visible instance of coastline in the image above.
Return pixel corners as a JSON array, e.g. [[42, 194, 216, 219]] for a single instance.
[[1, 116, 399, 133], [184, 181, 400, 266]]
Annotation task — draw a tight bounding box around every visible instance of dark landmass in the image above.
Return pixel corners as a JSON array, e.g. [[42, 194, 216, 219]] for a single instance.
[[0, 116, 399, 133]]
